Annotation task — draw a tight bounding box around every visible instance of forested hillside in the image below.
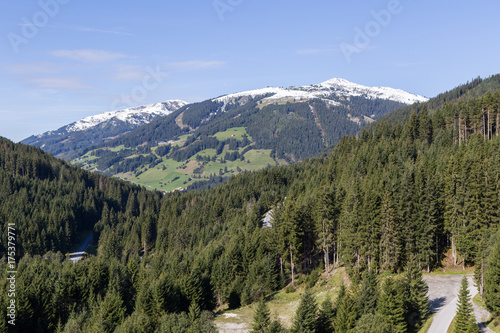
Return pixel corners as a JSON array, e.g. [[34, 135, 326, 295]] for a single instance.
[[1, 88, 500, 332]]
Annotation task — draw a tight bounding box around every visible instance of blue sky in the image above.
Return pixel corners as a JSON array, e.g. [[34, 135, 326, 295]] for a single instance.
[[1, 0, 499, 142]]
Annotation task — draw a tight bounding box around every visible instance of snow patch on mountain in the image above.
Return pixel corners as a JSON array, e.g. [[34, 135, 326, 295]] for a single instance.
[[318, 78, 428, 104], [214, 78, 428, 106], [65, 100, 188, 133]]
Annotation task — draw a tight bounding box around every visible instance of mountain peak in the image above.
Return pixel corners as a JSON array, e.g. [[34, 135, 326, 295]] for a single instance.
[[319, 77, 354, 86], [215, 78, 428, 106], [66, 99, 188, 133]]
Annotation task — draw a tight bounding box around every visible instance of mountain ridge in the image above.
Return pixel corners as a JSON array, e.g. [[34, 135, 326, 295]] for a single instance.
[[214, 77, 428, 106], [21, 99, 187, 158], [63, 77, 428, 192]]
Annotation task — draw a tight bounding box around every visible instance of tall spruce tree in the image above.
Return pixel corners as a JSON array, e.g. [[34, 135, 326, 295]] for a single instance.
[[317, 296, 335, 333], [404, 260, 429, 330], [378, 278, 407, 333], [354, 313, 391, 333], [280, 198, 304, 287], [356, 268, 378, 316], [379, 191, 401, 272], [333, 292, 357, 333], [291, 289, 318, 333], [484, 233, 500, 317], [252, 299, 271, 333], [454, 276, 478, 333]]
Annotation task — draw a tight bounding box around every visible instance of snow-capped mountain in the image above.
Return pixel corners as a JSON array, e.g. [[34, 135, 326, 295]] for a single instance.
[[57, 100, 187, 134], [22, 100, 188, 158], [214, 78, 428, 106], [22, 77, 428, 162]]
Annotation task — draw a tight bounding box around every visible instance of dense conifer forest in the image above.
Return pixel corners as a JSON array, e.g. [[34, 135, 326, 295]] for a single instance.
[[1, 80, 500, 332]]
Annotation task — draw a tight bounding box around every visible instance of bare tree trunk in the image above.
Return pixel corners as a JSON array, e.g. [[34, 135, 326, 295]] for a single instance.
[[452, 235, 457, 266], [495, 110, 500, 136], [324, 248, 330, 277], [459, 117, 462, 145], [334, 242, 338, 269], [483, 109, 487, 140], [436, 234, 439, 267], [488, 108, 491, 140], [323, 222, 330, 277], [480, 256, 484, 300], [464, 117, 466, 144], [290, 243, 295, 287]]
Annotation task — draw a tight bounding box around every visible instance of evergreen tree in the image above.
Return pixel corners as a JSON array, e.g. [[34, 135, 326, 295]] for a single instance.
[[404, 260, 430, 329], [453, 276, 478, 333], [378, 278, 407, 333], [280, 198, 304, 286], [484, 233, 500, 317], [291, 289, 318, 333], [317, 296, 335, 333], [356, 268, 378, 316], [354, 313, 391, 333], [333, 293, 357, 333], [314, 185, 337, 276], [379, 191, 401, 272], [252, 299, 271, 333], [267, 319, 286, 333]]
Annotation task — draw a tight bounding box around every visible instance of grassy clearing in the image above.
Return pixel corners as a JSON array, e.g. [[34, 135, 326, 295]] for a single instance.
[[169, 134, 191, 147], [215, 268, 346, 330], [124, 148, 277, 190], [110, 145, 126, 152], [488, 319, 500, 333], [243, 149, 276, 169], [428, 267, 474, 275], [213, 127, 251, 141]]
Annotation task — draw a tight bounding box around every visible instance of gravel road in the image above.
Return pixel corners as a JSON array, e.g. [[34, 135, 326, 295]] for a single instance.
[[424, 274, 493, 333]]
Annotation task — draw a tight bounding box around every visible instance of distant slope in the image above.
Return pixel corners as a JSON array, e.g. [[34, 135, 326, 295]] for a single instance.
[[70, 78, 426, 191], [0, 136, 161, 256], [21, 100, 187, 159]]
